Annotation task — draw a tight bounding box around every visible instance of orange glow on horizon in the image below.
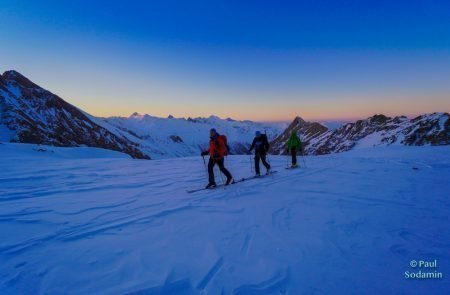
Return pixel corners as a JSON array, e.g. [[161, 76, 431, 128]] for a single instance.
[[68, 91, 450, 123]]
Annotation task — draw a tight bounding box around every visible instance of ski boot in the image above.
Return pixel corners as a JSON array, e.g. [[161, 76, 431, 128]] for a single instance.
[[205, 182, 217, 189], [225, 177, 234, 185]]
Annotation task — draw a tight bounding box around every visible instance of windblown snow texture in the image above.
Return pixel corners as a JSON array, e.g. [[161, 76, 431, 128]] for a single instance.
[[1, 143, 449, 294]]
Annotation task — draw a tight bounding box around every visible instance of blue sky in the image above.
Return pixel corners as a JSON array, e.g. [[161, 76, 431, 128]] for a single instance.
[[1, 0, 450, 121]]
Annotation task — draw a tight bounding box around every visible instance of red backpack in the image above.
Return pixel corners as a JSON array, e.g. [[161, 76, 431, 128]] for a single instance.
[[216, 135, 228, 156]]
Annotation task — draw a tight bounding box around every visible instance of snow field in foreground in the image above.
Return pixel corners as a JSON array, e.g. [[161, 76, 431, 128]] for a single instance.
[[1, 143, 449, 294]]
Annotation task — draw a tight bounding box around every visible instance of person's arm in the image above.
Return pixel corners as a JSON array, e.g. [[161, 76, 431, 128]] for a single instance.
[[249, 138, 256, 152], [201, 142, 211, 156]]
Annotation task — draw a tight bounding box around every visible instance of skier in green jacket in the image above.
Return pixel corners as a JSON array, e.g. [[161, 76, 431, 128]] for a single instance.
[[287, 131, 303, 168]]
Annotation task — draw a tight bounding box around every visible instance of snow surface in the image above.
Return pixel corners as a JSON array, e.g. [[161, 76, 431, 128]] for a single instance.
[[354, 131, 385, 149], [101, 114, 286, 158], [318, 120, 346, 130], [1, 143, 449, 294], [0, 124, 15, 142]]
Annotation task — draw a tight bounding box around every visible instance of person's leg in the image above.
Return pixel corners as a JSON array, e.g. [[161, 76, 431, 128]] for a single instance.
[[291, 148, 297, 166], [261, 154, 271, 170], [208, 158, 216, 184], [217, 158, 233, 181], [254, 154, 261, 175]]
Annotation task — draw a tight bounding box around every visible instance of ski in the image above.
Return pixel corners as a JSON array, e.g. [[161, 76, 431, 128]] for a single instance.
[[243, 170, 278, 180], [186, 177, 245, 193], [285, 166, 300, 170], [187, 171, 277, 193]]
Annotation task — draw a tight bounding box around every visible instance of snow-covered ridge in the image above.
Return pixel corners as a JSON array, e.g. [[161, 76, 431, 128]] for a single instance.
[[102, 113, 285, 158], [0, 70, 286, 159], [0, 70, 150, 159], [1, 70, 449, 159], [271, 113, 450, 155]]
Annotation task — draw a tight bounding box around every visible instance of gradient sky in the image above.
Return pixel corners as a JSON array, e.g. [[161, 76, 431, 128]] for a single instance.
[[1, 0, 450, 121]]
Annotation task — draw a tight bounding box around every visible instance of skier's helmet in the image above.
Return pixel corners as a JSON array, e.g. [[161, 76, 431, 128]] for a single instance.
[[255, 131, 261, 137]]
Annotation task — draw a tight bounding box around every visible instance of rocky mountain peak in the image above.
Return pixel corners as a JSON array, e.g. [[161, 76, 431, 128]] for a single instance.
[[2, 70, 39, 89], [0, 70, 150, 159], [368, 114, 390, 125], [271, 112, 450, 155], [292, 116, 306, 126], [270, 116, 329, 154]]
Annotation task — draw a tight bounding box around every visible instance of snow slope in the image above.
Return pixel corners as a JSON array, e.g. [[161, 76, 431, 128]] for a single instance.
[[1, 70, 284, 159], [318, 120, 346, 130], [1, 143, 449, 294], [271, 113, 450, 156], [0, 71, 150, 159], [102, 113, 285, 158]]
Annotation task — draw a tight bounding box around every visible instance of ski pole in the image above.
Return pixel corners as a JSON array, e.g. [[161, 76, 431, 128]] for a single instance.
[[202, 155, 207, 169], [249, 155, 254, 174], [217, 166, 225, 189], [299, 134, 307, 168], [265, 129, 274, 177], [202, 155, 208, 176], [266, 154, 275, 179], [301, 149, 307, 168], [286, 148, 290, 168]]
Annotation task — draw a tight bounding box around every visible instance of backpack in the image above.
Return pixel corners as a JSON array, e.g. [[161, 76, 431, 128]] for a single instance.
[[216, 135, 229, 156], [261, 134, 269, 151]]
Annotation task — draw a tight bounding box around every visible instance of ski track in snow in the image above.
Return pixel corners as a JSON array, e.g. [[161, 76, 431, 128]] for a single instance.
[[1, 143, 450, 294]]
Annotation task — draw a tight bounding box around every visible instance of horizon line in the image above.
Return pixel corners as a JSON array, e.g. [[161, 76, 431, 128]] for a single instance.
[[92, 110, 446, 124]]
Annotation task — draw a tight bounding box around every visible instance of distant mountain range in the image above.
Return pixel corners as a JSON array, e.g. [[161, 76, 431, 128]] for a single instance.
[[1, 70, 449, 159], [0, 70, 283, 159], [270, 113, 450, 155], [0, 70, 150, 159], [102, 113, 284, 158]]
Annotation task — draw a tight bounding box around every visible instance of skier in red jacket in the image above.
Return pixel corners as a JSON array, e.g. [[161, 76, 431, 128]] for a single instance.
[[201, 128, 234, 188]]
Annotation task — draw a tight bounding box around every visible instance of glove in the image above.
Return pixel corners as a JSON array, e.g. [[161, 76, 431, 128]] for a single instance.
[[201, 151, 208, 156]]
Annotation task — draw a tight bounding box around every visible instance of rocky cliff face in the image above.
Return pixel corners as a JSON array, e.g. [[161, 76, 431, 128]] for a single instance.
[[270, 116, 329, 154], [0, 70, 150, 159], [271, 113, 450, 155]]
